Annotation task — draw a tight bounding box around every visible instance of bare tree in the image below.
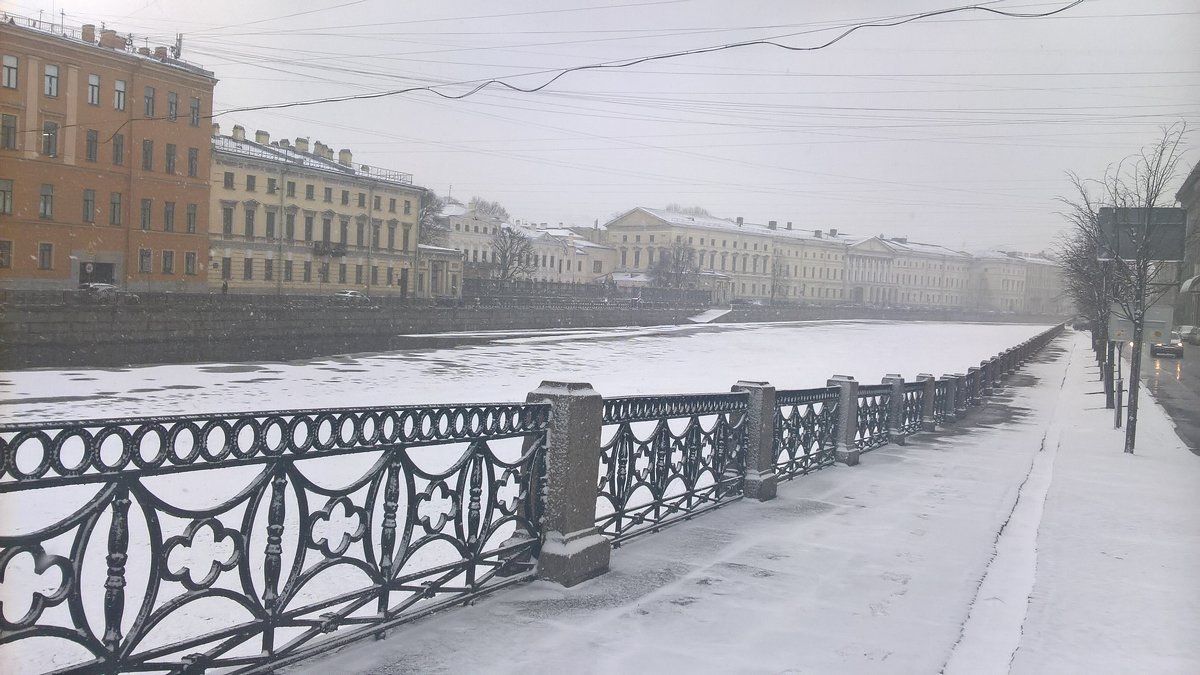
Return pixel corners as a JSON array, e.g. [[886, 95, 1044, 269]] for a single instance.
[[649, 241, 699, 288], [663, 203, 711, 217], [770, 256, 790, 304], [490, 227, 537, 281], [1059, 122, 1189, 452], [418, 192, 448, 246], [469, 196, 509, 221]]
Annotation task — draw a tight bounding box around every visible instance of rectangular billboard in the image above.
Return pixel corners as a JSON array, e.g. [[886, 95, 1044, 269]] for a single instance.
[[1097, 207, 1186, 262], [1108, 304, 1173, 342]]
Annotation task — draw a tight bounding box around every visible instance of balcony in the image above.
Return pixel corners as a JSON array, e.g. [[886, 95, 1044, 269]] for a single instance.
[[312, 241, 347, 257]]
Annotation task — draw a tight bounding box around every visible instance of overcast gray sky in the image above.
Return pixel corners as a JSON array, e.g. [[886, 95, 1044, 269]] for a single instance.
[[15, 0, 1200, 252]]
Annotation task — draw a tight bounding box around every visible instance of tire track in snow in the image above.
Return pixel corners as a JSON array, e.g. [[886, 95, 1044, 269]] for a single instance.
[[941, 342, 1071, 675]]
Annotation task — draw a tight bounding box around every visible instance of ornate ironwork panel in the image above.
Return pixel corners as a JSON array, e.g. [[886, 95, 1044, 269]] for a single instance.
[[933, 380, 950, 422], [597, 393, 747, 543], [854, 384, 891, 451], [899, 382, 925, 434], [964, 372, 979, 405], [0, 402, 548, 673], [773, 387, 839, 480]]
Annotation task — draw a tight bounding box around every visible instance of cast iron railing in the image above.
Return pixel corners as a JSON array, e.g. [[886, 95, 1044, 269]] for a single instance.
[[963, 371, 980, 406], [855, 384, 892, 450], [773, 387, 839, 480], [0, 402, 547, 673], [898, 382, 925, 435], [933, 380, 951, 422], [596, 393, 747, 543]]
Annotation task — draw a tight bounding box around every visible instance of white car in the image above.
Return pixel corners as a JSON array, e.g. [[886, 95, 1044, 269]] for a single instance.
[[333, 290, 370, 304]]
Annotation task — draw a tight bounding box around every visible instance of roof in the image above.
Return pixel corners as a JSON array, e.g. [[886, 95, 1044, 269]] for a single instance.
[[213, 135, 417, 188], [611, 207, 854, 245]]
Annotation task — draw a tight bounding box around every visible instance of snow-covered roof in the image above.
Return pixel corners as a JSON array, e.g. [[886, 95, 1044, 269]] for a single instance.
[[615, 207, 853, 246], [880, 238, 971, 259], [213, 135, 417, 188], [418, 244, 462, 256]]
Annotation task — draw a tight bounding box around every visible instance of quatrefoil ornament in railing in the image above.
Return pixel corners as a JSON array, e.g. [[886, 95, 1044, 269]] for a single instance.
[[415, 480, 459, 533], [162, 517, 243, 591], [0, 544, 73, 630], [308, 496, 368, 558]]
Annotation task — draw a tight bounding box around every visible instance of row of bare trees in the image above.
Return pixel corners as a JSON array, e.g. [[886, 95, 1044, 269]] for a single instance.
[[1055, 122, 1189, 452]]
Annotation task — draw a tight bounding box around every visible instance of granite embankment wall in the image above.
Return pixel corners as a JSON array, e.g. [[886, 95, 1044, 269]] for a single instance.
[[0, 294, 1068, 369]]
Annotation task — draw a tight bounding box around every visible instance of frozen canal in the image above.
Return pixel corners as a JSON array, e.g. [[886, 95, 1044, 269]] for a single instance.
[[2, 321, 1054, 421]]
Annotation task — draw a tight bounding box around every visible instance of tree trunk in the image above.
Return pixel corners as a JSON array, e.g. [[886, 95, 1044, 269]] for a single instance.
[[1104, 339, 1115, 408], [1124, 318, 1142, 453]]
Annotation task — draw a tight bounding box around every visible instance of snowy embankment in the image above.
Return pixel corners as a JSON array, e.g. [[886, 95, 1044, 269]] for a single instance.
[[284, 332, 1200, 675]]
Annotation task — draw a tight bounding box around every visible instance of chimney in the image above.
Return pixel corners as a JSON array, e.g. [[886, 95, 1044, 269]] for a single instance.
[[154, 46, 168, 60], [99, 29, 124, 49], [211, 122, 220, 137], [255, 130, 270, 144], [829, 228, 838, 237], [295, 137, 309, 153], [814, 230, 822, 238], [82, 24, 96, 43], [736, 216, 744, 227], [768, 220, 777, 230], [278, 138, 291, 148], [325, 146, 335, 160], [786, 221, 793, 230], [338, 149, 352, 166], [231, 125, 245, 141], [137, 47, 151, 56], [893, 236, 907, 244]]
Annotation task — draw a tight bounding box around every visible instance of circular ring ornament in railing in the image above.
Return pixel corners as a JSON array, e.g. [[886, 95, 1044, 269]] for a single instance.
[[198, 420, 233, 463], [260, 416, 290, 456], [167, 421, 202, 465], [94, 426, 134, 472], [288, 415, 315, 454], [230, 417, 261, 459], [50, 427, 93, 477], [312, 413, 338, 451], [131, 424, 169, 470]]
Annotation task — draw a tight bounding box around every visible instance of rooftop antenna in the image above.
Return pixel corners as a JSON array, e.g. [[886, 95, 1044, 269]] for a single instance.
[[172, 33, 182, 58]]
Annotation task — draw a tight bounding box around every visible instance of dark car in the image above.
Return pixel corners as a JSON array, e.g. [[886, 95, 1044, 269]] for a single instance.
[[1177, 325, 1200, 345], [1149, 331, 1185, 359], [79, 282, 140, 304]]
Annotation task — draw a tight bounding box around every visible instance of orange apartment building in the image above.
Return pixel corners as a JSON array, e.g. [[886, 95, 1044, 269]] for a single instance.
[[0, 15, 216, 291]]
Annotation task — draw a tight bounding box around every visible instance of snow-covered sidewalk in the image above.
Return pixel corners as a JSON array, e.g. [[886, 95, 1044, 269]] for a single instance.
[[289, 332, 1200, 675]]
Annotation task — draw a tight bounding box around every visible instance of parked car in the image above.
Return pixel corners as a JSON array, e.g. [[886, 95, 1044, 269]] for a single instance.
[[1149, 331, 1185, 358], [1177, 325, 1200, 345], [333, 290, 371, 304], [78, 282, 140, 304]]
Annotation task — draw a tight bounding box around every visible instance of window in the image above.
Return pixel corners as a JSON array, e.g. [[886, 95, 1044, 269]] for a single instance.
[[338, 263, 347, 283], [189, 97, 200, 126], [83, 189, 95, 223], [1, 114, 14, 149], [144, 86, 155, 117], [222, 206, 233, 237], [187, 148, 198, 177], [163, 202, 175, 232], [387, 224, 395, 251], [593, 260, 602, 274], [245, 210, 256, 239], [388, 198, 396, 213], [114, 80, 126, 110], [358, 193, 365, 207], [110, 192, 122, 225], [404, 200, 411, 215], [341, 190, 349, 205], [38, 243, 53, 269], [323, 187, 332, 202], [2, 56, 16, 88], [113, 134, 124, 165], [266, 211, 276, 239], [0, 179, 10, 215], [243, 258, 253, 280], [39, 184, 53, 218], [322, 218, 332, 243], [186, 204, 197, 233], [221, 257, 231, 280], [142, 139, 153, 170], [165, 144, 176, 174], [85, 129, 98, 161], [304, 216, 313, 241], [264, 259, 274, 281], [223, 172, 234, 189], [42, 121, 58, 156], [140, 199, 152, 230], [0, 240, 10, 268], [305, 184, 314, 200], [302, 261, 312, 282], [373, 196, 381, 210], [246, 175, 256, 192], [284, 260, 293, 281], [286, 181, 295, 197], [44, 64, 59, 97], [401, 226, 410, 251], [167, 92, 178, 121], [162, 250, 175, 274], [267, 178, 277, 194], [139, 248, 152, 273], [285, 213, 295, 240], [357, 221, 365, 247], [185, 251, 197, 275], [87, 74, 100, 105]]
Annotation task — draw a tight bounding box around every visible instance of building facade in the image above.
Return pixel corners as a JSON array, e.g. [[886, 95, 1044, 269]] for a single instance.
[[0, 16, 215, 291], [209, 125, 458, 298]]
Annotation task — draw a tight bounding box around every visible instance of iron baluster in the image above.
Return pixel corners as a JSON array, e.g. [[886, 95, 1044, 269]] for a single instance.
[[261, 467, 287, 656], [102, 482, 131, 665], [376, 455, 401, 627]]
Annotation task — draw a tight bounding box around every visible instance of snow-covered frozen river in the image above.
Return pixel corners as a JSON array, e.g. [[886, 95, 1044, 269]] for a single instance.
[[2, 321, 1054, 421]]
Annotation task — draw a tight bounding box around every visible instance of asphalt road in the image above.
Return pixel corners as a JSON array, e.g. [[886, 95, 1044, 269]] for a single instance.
[[1136, 341, 1200, 455]]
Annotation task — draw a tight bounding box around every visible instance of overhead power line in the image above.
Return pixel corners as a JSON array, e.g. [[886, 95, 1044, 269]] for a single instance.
[[213, 1, 1087, 117]]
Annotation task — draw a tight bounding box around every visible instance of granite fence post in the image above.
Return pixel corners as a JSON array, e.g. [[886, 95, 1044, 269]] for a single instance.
[[732, 380, 778, 501], [827, 375, 860, 466]]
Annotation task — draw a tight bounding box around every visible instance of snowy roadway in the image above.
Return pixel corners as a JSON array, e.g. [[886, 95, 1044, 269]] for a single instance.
[[286, 332, 1200, 675]]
